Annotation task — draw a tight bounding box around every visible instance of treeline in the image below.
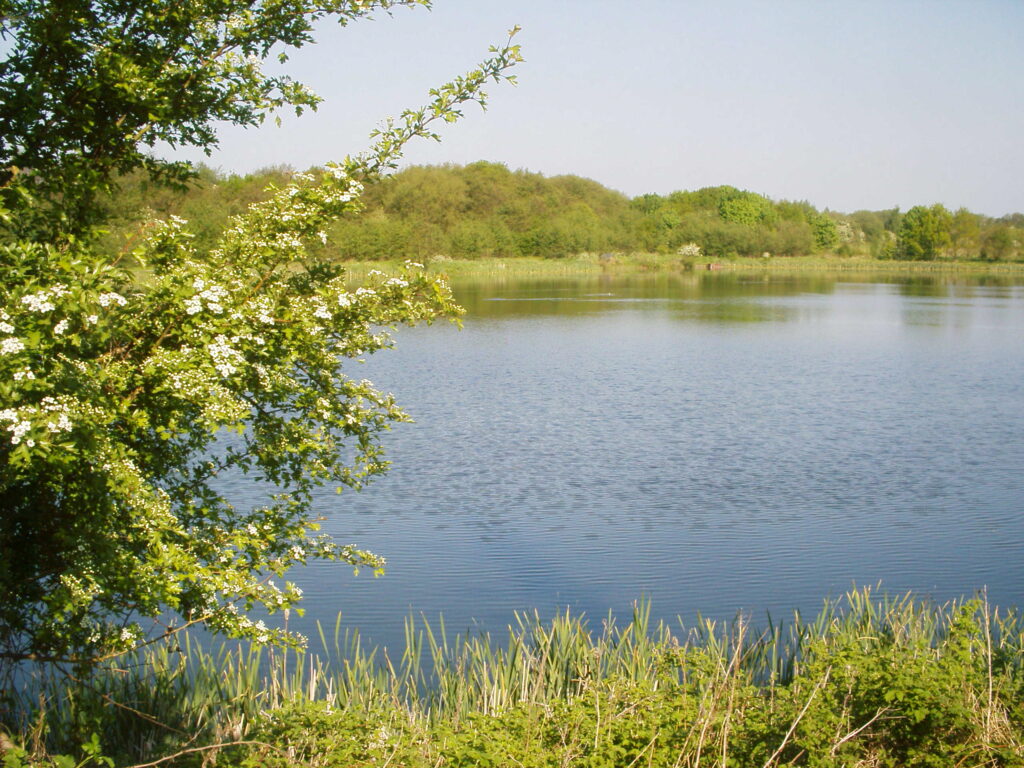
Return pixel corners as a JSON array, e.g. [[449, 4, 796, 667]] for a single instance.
[[102, 161, 1023, 262]]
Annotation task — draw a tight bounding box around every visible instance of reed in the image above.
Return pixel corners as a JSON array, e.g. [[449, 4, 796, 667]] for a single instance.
[[4, 587, 1022, 766]]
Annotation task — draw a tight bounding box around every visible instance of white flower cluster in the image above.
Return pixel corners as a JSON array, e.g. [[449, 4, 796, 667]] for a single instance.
[[0, 397, 72, 446], [185, 278, 230, 315], [324, 163, 347, 180], [209, 334, 244, 378], [310, 298, 332, 320], [98, 292, 127, 308], [251, 296, 276, 325], [232, 615, 273, 644], [1, 337, 24, 356], [273, 232, 303, 250], [20, 291, 55, 313], [0, 409, 32, 445], [119, 626, 141, 645], [54, 319, 69, 335]]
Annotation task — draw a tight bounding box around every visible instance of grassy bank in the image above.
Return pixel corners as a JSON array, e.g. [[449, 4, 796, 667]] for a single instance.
[[339, 253, 1024, 282], [4, 589, 1023, 767]]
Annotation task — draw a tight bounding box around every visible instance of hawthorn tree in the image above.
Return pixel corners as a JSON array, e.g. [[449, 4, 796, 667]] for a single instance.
[[0, 0, 521, 670]]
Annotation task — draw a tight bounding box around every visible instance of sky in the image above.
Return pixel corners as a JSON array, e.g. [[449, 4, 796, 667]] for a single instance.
[[167, 0, 1024, 216]]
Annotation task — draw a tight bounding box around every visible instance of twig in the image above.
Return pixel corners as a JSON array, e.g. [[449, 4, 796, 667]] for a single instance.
[[125, 739, 280, 768], [763, 666, 831, 768], [829, 707, 890, 755]]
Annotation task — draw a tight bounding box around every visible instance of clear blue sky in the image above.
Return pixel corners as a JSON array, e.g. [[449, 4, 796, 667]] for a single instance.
[[168, 0, 1024, 216]]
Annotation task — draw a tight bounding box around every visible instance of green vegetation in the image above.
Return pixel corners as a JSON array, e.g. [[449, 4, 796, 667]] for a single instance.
[[101, 164, 1024, 264], [0, 0, 520, 677], [5, 590, 1023, 766], [3, 2, 1022, 766]]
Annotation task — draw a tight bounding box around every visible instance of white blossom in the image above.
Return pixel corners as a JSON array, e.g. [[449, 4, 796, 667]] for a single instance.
[[21, 292, 55, 313], [311, 299, 332, 320], [46, 413, 73, 433], [98, 292, 127, 308], [1, 338, 25, 355], [54, 319, 69, 335], [208, 335, 243, 378], [1, 409, 31, 445]]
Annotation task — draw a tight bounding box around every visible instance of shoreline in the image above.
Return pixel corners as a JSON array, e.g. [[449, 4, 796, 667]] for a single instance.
[[340, 253, 1024, 280]]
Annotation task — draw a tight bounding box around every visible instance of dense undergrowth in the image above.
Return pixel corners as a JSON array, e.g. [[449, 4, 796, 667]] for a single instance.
[[2, 588, 1022, 767]]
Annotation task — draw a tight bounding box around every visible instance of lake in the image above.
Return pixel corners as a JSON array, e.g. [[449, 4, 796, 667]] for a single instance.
[[223, 269, 1024, 652]]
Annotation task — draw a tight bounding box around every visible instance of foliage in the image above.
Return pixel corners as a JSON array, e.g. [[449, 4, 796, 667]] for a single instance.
[[99, 166, 1024, 263], [5, 589, 1022, 766], [810, 212, 840, 251], [0, 0, 451, 241], [0, 1, 522, 671], [898, 203, 954, 260]]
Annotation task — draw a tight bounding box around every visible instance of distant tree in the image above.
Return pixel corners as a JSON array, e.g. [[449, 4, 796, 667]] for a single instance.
[[768, 220, 815, 256], [898, 204, 953, 260], [718, 192, 776, 227], [810, 213, 840, 251], [950, 207, 981, 258], [882, 207, 903, 233], [631, 193, 665, 215], [981, 226, 1015, 261]]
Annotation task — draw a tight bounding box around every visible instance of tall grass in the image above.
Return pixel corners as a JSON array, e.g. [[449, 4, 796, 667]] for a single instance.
[[4, 587, 1023, 766], [338, 253, 1024, 282]]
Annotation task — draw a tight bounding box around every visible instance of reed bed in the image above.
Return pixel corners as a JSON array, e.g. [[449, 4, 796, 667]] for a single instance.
[[4, 588, 1023, 766], [337, 253, 1024, 282]]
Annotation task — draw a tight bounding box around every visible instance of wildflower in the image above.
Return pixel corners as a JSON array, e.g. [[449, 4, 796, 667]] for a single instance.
[[46, 413, 73, 433], [54, 319, 69, 335], [21, 292, 55, 313], [209, 335, 242, 377], [98, 292, 127, 308], [1, 338, 25, 355]]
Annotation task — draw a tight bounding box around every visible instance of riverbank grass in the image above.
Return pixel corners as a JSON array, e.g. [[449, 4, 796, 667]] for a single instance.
[[4, 588, 1022, 767], [339, 253, 1024, 281]]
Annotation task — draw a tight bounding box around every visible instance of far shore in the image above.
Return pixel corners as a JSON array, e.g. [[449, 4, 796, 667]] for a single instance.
[[340, 252, 1024, 280]]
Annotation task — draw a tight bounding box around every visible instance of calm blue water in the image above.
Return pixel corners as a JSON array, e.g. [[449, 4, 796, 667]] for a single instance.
[[222, 271, 1024, 651]]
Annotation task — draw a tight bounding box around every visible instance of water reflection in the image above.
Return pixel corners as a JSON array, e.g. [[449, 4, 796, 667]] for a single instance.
[[222, 270, 1024, 654]]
